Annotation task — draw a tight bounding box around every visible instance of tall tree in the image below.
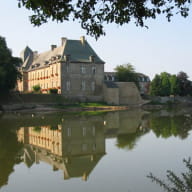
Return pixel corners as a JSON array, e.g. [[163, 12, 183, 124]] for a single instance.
[[114, 63, 139, 88], [160, 72, 171, 96], [0, 36, 21, 93], [150, 74, 161, 96], [169, 74, 180, 95], [177, 71, 192, 96], [17, 0, 191, 39]]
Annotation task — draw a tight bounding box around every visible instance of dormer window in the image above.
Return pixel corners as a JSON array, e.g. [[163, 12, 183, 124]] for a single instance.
[[89, 55, 95, 62], [64, 55, 70, 62]]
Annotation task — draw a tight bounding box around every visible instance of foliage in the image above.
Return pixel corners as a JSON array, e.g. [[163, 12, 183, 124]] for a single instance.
[[149, 115, 191, 139], [32, 84, 41, 93], [116, 124, 149, 150], [177, 71, 192, 96], [50, 125, 58, 130], [150, 71, 192, 96], [150, 72, 172, 96], [148, 158, 192, 192], [0, 36, 21, 93], [150, 74, 161, 96], [160, 72, 171, 96], [114, 63, 139, 88], [49, 88, 58, 94], [116, 132, 144, 150], [0, 125, 23, 188], [33, 126, 41, 132], [170, 75, 180, 95], [17, 0, 191, 39]]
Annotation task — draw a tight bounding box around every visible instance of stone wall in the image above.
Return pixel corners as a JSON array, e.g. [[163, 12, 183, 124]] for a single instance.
[[103, 85, 119, 105], [103, 82, 143, 105], [116, 82, 142, 105]]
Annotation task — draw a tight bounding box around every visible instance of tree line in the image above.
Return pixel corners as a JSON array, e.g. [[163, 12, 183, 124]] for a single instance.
[[150, 71, 192, 96]]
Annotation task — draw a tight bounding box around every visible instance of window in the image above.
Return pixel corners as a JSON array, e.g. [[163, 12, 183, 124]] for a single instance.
[[80, 66, 86, 74], [91, 81, 95, 91], [67, 128, 71, 137], [83, 127, 86, 136], [81, 80, 86, 91], [66, 80, 70, 91], [92, 66, 96, 74]]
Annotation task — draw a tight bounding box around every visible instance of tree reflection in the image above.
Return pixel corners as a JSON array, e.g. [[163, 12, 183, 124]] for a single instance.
[[116, 112, 192, 150], [116, 128, 149, 150], [0, 125, 23, 188], [150, 115, 192, 139]]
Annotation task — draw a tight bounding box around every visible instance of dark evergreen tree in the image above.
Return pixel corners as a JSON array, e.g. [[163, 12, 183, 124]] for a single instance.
[[0, 36, 21, 93]]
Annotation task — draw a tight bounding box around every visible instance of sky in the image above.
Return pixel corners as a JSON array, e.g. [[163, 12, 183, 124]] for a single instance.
[[1, 1, 192, 80]]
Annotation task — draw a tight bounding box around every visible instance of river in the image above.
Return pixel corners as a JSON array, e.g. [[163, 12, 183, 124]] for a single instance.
[[0, 108, 192, 192]]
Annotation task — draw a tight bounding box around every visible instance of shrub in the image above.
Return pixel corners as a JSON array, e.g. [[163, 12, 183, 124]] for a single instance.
[[32, 84, 41, 93], [148, 158, 192, 192], [49, 88, 58, 94]]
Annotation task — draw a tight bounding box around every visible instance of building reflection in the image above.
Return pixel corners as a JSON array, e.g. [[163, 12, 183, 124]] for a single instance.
[[16, 109, 149, 181]]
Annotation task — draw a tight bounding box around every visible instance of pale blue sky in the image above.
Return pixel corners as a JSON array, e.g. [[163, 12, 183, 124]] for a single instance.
[[1, 1, 192, 80]]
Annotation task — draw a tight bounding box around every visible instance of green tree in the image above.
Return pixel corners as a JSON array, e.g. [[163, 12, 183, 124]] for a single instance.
[[114, 64, 139, 88], [160, 72, 171, 96], [150, 74, 161, 96], [0, 36, 21, 93], [17, 0, 191, 39], [177, 71, 192, 96], [169, 74, 180, 95]]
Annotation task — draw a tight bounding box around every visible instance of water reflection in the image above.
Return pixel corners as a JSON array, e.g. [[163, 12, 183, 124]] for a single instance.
[[0, 109, 192, 189], [149, 110, 192, 139], [0, 125, 23, 188]]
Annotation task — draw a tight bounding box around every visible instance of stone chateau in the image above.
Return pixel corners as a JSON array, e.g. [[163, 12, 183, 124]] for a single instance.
[[18, 36, 104, 100], [18, 36, 144, 105]]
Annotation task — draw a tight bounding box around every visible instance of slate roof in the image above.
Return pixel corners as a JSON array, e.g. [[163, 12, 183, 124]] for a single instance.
[[21, 37, 105, 71], [64, 40, 104, 63]]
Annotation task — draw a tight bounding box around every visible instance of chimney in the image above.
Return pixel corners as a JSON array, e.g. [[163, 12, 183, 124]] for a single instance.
[[80, 36, 85, 45], [33, 51, 38, 59], [61, 37, 67, 46], [51, 45, 57, 51]]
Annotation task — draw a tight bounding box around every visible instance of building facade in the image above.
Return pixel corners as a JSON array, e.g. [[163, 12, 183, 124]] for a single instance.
[[17, 36, 146, 105], [18, 36, 105, 100], [104, 72, 150, 95]]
